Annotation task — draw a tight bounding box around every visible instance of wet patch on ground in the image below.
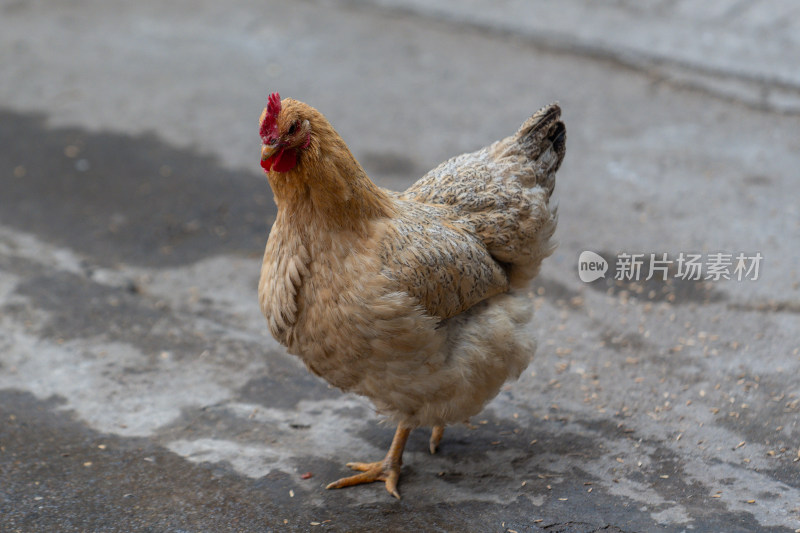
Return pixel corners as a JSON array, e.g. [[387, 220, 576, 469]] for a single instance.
[[235, 369, 341, 411], [0, 109, 274, 268], [1, 390, 659, 533]]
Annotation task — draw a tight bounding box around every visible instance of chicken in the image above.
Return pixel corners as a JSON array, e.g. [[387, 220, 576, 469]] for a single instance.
[[257, 92, 565, 499]]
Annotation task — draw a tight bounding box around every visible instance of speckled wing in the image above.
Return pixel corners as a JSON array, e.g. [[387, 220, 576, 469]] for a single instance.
[[401, 155, 545, 266], [379, 200, 509, 320], [400, 104, 565, 286]]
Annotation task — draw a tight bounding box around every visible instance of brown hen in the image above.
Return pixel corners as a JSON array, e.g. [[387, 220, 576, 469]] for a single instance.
[[257, 93, 565, 498]]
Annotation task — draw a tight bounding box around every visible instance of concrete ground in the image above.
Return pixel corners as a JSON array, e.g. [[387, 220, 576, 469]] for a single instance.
[[1, 0, 799, 531]]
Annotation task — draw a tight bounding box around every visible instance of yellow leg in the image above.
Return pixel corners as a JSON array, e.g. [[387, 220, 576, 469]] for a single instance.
[[326, 425, 411, 499], [429, 425, 444, 454]]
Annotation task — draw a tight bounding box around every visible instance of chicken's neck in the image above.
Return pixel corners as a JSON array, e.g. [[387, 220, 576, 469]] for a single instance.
[[267, 146, 395, 240]]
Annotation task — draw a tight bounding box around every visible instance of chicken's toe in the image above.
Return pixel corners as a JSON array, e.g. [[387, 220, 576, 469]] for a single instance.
[[429, 425, 445, 454], [345, 461, 379, 472], [326, 460, 402, 499], [325, 425, 410, 499]]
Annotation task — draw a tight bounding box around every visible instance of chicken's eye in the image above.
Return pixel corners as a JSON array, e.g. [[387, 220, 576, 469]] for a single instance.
[[287, 121, 299, 135]]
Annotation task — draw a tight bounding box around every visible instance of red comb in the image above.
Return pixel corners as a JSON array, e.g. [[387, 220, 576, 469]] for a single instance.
[[259, 92, 281, 143]]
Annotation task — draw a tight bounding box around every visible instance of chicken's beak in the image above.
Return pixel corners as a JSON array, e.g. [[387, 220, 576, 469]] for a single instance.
[[261, 143, 278, 161]]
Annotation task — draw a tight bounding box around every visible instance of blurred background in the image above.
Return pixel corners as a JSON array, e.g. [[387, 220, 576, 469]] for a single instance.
[[1, 1, 799, 531]]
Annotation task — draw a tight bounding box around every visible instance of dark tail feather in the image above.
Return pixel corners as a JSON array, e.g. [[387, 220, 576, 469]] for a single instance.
[[513, 103, 566, 196]]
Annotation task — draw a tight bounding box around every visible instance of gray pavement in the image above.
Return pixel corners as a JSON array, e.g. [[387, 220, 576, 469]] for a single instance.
[[1, 0, 799, 531]]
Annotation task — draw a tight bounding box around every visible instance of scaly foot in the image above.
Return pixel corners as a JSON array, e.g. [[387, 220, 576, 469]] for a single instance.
[[326, 459, 402, 499], [325, 425, 411, 499]]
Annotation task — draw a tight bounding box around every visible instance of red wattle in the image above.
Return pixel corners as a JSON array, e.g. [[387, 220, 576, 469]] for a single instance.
[[260, 148, 298, 173], [272, 148, 298, 173]]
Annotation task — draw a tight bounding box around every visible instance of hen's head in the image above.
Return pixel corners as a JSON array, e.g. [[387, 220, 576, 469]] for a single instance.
[[259, 92, 313, 173]]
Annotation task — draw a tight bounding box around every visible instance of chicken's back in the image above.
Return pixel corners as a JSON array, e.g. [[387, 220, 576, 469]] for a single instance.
[[401, 104, 565, 286]]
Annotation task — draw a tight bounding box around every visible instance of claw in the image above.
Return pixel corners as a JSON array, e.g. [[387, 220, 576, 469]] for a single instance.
[[326, 460, 403, 499], [325, 426, 410, 499]]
